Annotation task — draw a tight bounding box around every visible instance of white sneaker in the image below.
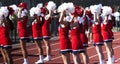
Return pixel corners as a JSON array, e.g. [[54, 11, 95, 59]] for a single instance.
[[23, 62, 28, 64], [107, 60, 113, 64], [100, 60, 104, 64], [43, 56, 51, 62], [5, 62, 8, 64], [35, 59, 44, 64], [112, 56, 115, 63], [23, 58, 28, 64]]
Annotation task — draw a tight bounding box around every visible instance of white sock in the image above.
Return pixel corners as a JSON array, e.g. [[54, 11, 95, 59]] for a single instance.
[[112, 56, 115, 62], [5, 62, 7, 64], [108, 57, 112, 61], [39, 55, 44, 60], [24, 58, 28, 63], [100, 60, 104, 64], [46, 55, 51, 58], [107, 58, 113, 64]]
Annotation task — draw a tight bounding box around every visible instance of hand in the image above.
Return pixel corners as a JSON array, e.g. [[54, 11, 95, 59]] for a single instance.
[[45, 14, 50, 20]]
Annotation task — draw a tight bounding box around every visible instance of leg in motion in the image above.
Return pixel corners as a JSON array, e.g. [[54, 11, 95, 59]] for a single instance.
[[35, 40, 44, 64], [95, 45, 104, 64], [43, 39, 51, 62], [72, 53, 81, 64], [20, 40, 28, 64], [61, 52, 71, 64], [81, 48, 89, 64]]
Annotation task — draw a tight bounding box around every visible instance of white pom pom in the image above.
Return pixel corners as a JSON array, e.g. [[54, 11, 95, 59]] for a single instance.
[[57, 3, 68, 12], [114, 12, 120, 17], [85, 7, 90, 10], [78, 16, 84, 23], [46, 1, 56, 11], [30, 7, 41, 17], [21, 9, 28, 17], [36, 3, 43, 8], [98, 4, 102, 9], [90, 4, 102, 14], [0, 11, 4, 21], [0, 6, 9, 17], [34, 7, 41, 16], [9, 4, 18, 14], [29, 7, 36, 17], [67, 2, 75, 13], [102, 6, 112, 16], [65, 16, 71, 22], [90, 5, 95, 14], [97, 4, 102, 13]]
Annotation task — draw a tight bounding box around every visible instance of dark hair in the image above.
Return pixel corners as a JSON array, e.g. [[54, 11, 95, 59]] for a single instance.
[[6, 16, 14, 31]]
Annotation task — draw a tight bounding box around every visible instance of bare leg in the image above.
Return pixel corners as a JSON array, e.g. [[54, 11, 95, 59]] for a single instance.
[[1, 48, 7, 63], [20, 39, 28, 64], [61, 53, 71, 64], [110, 42, 114, 57], [43, 39, 51, 56], [104, 42, 113, 63], [4, 47, 13, 64], [72, 53, 81, 64], [95, 45, 104, 64], [34, 40, 43, 55], [81, 48, 89, 64], [34, 40, 44, 64], [20, 40, 28, 58]]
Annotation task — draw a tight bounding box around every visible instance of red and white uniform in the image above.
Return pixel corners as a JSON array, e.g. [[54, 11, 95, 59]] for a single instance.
[[17, 8, 29, 39], [42, 17, 51, 39], [79, 24, 88, 47], [18, 16, 29, 39], [108, 16, 115, 40], [92, 22, 103, 45], [101, 22, 111, 42], [79, 17, 88, 47], [0, 22, 12, 47], [70, 22, 84, 53], [86, 10, 94, 29], [32, 20, 42, 40], [59, 24, 71, 53]]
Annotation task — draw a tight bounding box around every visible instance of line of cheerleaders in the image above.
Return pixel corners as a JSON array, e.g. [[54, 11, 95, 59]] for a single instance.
[[0, 1, 116, 64]]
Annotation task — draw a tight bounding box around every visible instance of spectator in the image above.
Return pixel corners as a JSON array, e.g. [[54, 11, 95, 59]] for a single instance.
[[51, 10, 59, 37], [113, 11, 120, 31]]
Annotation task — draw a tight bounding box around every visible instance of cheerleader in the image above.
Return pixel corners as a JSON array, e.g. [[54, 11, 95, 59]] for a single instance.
[[41, 1, 56, 61], [90, 4, 104, 64], [108, 14, 115, 63], [0, 6, 14, 64], [75, 6, 89, 64], [58, 3, 75, 64], [108, 9, 115, 61], [78, 8, 89, 64], [58, 9, 72, 64], [17, 2, 29, 64], [69, 6, 85, 64], [101, 6, 115, 64], [30, 6, 44, 64], [85, 7, 94, 44], [93, 13, 105, 64]]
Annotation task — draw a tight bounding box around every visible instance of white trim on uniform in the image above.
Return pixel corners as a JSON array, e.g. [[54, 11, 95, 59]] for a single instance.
[[72, 49, 85, 52], [34, 37, 43, 39], [60, 49, 72, 52], [20, 37, 29, 39]]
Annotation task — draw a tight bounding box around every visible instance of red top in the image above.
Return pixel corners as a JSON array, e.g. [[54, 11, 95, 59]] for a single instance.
[[42, 17, 51, 37]]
